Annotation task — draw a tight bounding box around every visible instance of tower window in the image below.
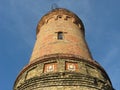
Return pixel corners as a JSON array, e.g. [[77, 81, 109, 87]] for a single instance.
[[58, 15, 62, 19], [57, 32, 63, 40]]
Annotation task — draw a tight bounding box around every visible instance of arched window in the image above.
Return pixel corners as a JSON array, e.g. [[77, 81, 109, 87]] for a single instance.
[[57, 32, 63, 40]]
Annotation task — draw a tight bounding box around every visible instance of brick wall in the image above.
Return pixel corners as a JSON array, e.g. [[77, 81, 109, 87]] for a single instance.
[[30, 13, 92, 62]]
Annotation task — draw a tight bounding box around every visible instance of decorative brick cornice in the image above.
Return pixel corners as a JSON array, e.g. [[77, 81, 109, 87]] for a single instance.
[[36, 8, 85, 35]]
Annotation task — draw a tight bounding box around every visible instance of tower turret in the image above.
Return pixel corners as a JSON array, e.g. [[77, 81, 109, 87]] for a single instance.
[[14, 8, 114, 90]]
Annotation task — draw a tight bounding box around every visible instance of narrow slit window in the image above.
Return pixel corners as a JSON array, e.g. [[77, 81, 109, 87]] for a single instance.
[[57, 32, 63, 40]]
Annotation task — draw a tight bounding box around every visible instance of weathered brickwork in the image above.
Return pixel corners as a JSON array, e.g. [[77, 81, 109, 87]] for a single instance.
[[14, 8, 114, 90], [14, 54, 113, 90], [30, 9, 92, 62]]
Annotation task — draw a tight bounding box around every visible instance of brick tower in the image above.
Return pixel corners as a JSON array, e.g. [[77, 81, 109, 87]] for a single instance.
[[14, 8, 114, 90]]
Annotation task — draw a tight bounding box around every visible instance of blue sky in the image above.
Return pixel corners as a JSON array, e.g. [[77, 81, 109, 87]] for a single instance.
[[0, 0, 120, 90]]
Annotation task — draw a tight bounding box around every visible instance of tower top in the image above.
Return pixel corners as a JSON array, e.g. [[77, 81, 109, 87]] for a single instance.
[[37, 8, 85, 35]]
